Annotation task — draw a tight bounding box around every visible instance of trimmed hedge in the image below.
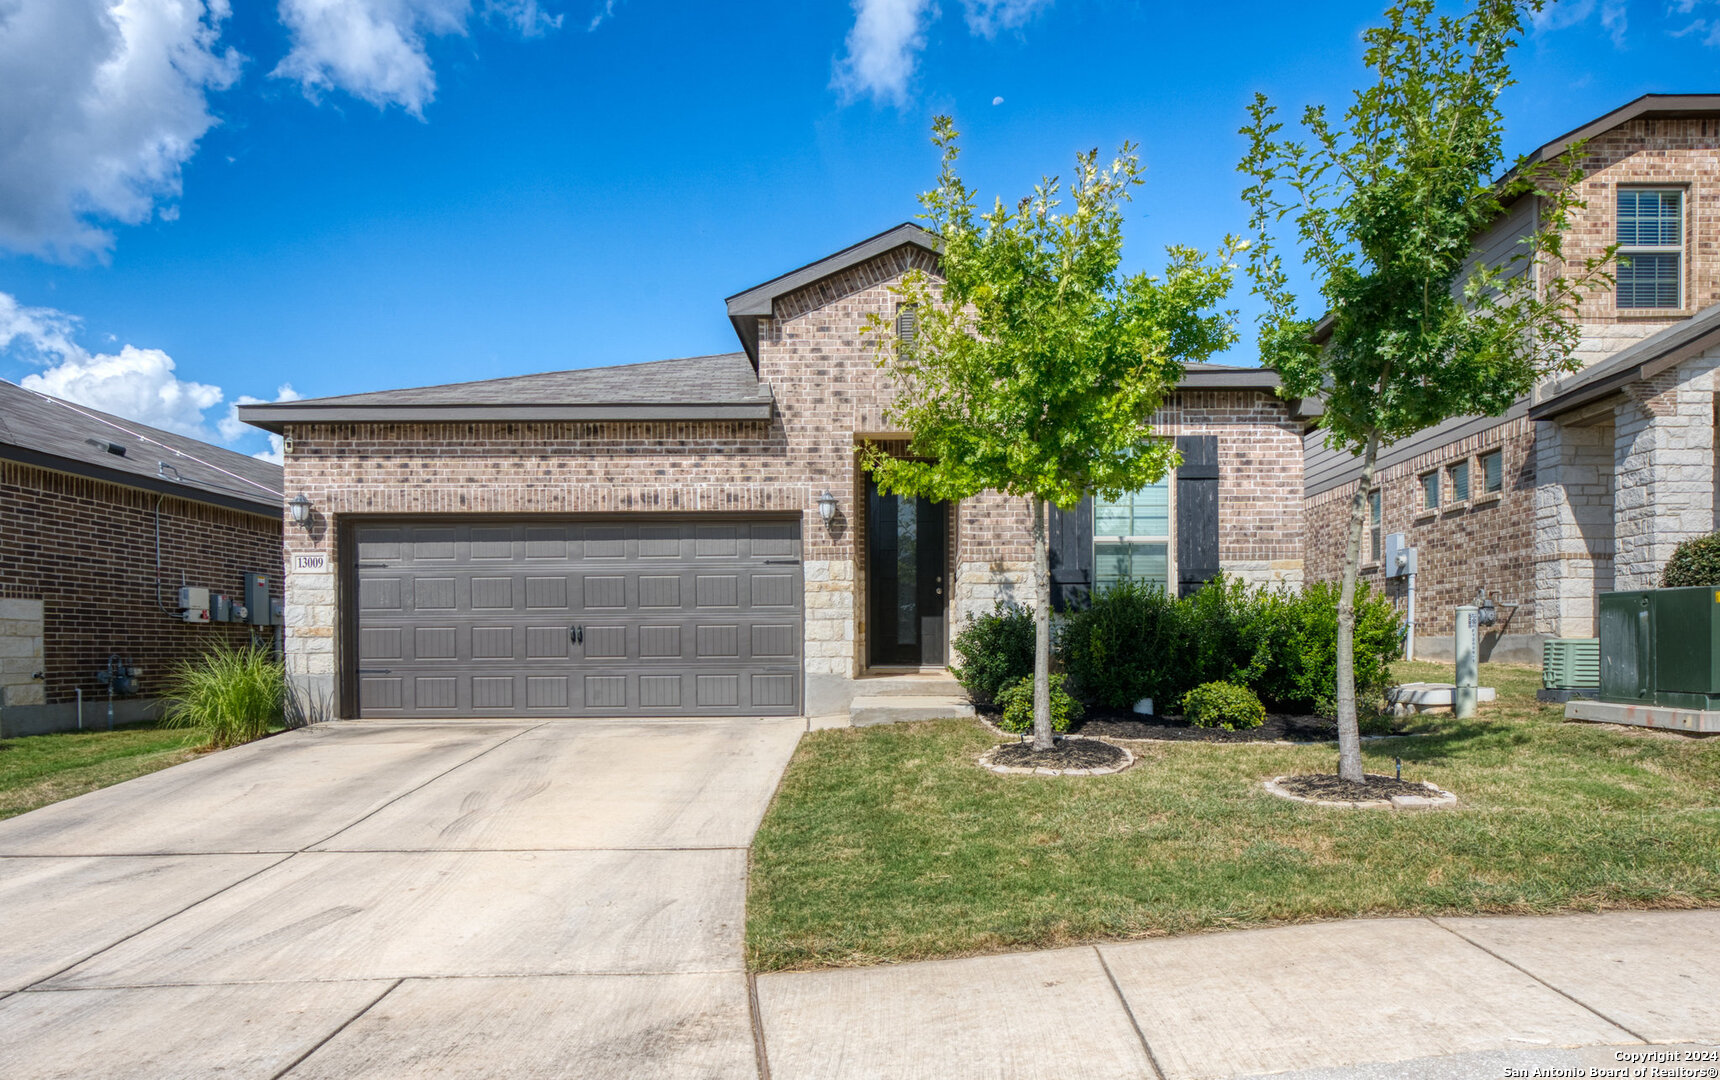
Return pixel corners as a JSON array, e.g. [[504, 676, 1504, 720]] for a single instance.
[[950, 601, 1035, 705], [1664, 531, 1720, 587], [1058, 576, 1401, 717]]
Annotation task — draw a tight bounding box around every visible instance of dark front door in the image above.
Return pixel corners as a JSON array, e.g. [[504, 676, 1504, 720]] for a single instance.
[[867, 480, 947, 667]]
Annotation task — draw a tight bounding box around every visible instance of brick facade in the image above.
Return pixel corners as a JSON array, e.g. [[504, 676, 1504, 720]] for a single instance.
[[0, 460, 283, 712], [1307, 419, 1536, 645], [280, 245, 1306, 716], [1304, 107, 1720, 657]]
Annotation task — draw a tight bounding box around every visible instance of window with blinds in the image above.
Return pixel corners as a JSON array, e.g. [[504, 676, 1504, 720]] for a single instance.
[[1420, 470, 1440, 510], [1481, 449, 1503, 494], [1368, 489, 1382, 563], [1450, 460, 1469, 503], [1093, 477, 1170, 590], [1617, 190, 1683, 309]]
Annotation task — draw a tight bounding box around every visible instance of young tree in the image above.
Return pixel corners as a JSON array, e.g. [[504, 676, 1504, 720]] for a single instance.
[[1238, 0, 1610, 781], [864, 116, 1242, 751]]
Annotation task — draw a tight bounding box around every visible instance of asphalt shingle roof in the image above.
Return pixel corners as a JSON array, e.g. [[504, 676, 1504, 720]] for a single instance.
[[0, 380, 283, 514]]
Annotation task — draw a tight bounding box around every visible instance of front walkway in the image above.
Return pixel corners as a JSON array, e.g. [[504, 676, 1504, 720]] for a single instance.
[[757, 908, 1720, 1079], [0, 716, 804, 1079]]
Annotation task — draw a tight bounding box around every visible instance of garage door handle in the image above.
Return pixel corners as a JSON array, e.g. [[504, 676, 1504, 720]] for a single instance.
[[569, 625, 584, 645], [358, 668, 393, 674]]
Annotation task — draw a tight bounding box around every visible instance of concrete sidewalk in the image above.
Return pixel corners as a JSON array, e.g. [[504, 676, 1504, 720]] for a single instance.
[[755, 909, 1720, 1079]]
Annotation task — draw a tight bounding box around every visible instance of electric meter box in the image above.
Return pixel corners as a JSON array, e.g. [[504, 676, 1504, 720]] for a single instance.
[[1383, 533, 1416, 578], [177, 586, 210, 610], [244, 573, 273, 627]]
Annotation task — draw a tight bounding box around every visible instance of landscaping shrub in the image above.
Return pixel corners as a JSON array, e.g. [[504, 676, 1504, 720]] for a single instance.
[[162, 644, 286, 749], [1663, 531, 1720, 587], [950, 601, 1034, 705], [995, 673, 1083, 734], [1181, 680, 1267, 730], [1056, 578, 1183, 710], [1055, 575, 1402, 717]]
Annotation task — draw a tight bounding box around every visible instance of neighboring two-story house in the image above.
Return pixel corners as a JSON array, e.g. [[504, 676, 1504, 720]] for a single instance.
[[242, 225, 1311, 721], [1304, 94, 1720, 662]]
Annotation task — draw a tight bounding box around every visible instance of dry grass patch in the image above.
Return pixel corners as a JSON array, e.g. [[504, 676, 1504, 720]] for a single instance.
[[747, 661, 1720, 972]]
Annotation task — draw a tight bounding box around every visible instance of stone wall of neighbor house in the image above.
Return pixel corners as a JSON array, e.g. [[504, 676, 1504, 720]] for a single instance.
[[1610, 346, 1720, 591], [1307, 418, 1538, 659], [0, 461, 283, 720], [282, 247, 1305, 715], [1533, 419, 1616, 639]]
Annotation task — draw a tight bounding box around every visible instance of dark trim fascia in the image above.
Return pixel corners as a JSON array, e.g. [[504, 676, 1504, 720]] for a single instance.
[[0, 443, 281, 517], [239, 398, 776, 433], [1529, 318, 1720, 421], [1176, 370, 1282, 391], [1524, 93, 1720, 168]]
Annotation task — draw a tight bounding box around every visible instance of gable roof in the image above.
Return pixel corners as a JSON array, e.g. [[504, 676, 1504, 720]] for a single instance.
[[238, 352, 775, 432], [0, 380, 283, 515], [1520, 93, 1720, 169], [1529, 301, 1720, 420], [724, 222, 941, 365]]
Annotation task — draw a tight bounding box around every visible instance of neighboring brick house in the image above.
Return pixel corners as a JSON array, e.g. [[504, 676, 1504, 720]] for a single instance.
[[1304, 93, 1720, 662], [242, 224, 1311, 721], [0, 381, 285, 736]]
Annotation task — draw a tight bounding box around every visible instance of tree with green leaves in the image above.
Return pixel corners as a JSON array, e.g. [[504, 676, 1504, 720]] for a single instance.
[[1239, 0, 1611, 781], [864, 116, 1242, 751]]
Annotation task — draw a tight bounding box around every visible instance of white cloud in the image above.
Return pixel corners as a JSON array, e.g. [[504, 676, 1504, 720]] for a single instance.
[[960, 0, 1049, 38], [229, 384, 301, 462], [833, 0, 1050, 104], [833, 0, 935, 105], [274, 0, 560, 116], [0, 0, 242, 261], [1669, 0, 1720, 46], [1532, 0, 1628, 46], [586, 0, 616, 32], [1, 291, 288, 456]]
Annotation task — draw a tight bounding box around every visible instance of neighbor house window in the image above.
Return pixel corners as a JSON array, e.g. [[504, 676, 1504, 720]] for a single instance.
[[1450, 460, 1470, 503], [895, 303, 919, 343], [1094, 476, 1170, 590], [1481, 449, 1503, 494], [1369, 489, 1382, 563], [1420, 470, 1441, 510], [1617, 189, 1683, 309]]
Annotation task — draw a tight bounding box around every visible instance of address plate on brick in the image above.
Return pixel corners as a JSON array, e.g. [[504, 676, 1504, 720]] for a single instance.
[[292, 553, 329, 572]]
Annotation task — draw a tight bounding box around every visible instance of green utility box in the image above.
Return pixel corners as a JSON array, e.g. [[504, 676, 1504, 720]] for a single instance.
[[1598, 586, 1720, 709]]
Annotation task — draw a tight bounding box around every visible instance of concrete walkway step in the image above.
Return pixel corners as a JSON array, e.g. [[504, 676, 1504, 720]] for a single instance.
[[849, 695, 975, 726], [849, 673, 967, 698]]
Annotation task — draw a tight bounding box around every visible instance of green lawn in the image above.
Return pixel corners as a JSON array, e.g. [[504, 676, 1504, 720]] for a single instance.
[[747, 661, 1720, 972], [0, 725, 200, 821]]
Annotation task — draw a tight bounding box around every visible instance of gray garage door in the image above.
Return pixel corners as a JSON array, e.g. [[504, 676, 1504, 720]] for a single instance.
[[352, 519, 803, 717]]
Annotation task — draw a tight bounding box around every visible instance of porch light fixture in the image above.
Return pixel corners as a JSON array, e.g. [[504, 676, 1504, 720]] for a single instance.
[[817, 490, 838, 524], [289, 493, 313, 528]]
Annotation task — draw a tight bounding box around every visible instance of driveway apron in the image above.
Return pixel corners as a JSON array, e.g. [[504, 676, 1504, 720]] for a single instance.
[[0, 716, 803, 1080]]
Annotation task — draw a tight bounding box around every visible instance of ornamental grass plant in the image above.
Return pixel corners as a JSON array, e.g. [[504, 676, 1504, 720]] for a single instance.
[[162, 643, 287, 749]]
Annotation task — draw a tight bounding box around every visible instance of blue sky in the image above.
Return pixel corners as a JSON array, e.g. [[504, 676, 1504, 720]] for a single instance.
[[0, 0, 1715, 460]]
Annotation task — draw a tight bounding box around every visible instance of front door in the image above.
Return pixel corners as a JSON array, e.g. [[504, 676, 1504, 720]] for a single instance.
[[866, 480, 947, 667]]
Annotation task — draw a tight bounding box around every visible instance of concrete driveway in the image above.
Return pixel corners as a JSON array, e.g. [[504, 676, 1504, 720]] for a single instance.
[[0, 716, 804, 1080]]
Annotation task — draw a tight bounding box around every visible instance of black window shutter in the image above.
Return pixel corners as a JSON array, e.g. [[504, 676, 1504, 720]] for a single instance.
[[1047, 496, 1093, 612], [1175, 435, 1220, 598]]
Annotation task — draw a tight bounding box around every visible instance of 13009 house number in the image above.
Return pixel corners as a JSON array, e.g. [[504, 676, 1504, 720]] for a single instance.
[[292, 554, 328, 572]]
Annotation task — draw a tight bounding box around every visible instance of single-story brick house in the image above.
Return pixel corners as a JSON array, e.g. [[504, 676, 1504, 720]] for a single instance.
[[0, 380, 285, 736], [242, 225, 1312, 720], [1304, 93, 1720, 662]]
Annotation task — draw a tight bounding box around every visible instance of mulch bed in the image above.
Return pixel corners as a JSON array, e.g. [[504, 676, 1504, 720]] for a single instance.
[[1069, 711, 1346, 743], [1273, 772, 1433, 800], [990, 739, 1129, 770]]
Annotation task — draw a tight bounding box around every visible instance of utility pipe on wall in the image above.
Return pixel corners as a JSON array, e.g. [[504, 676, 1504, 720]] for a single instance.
[[1405, 571, 1417, 661]]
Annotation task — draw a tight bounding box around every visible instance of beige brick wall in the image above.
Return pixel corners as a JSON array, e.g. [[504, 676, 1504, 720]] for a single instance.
[[283, 246, 1305, 715]]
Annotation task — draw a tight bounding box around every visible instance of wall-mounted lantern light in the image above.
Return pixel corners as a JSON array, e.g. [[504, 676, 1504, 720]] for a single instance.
[[817, 490, 838, 524], [289, 493, 313, 528]]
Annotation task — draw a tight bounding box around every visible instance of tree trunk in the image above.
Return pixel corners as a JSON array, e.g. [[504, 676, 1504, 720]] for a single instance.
[[1031, 497, 1054, 751], [1335, 429, 1382, 784]]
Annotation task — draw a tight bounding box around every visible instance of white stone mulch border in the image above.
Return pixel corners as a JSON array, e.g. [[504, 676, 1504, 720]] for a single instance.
[[1263, 775, 1458, 811], [976, 740, 1135, 777]]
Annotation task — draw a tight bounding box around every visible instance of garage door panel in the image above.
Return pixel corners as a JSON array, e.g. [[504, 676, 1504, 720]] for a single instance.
[[352, 519, 801, 717]]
